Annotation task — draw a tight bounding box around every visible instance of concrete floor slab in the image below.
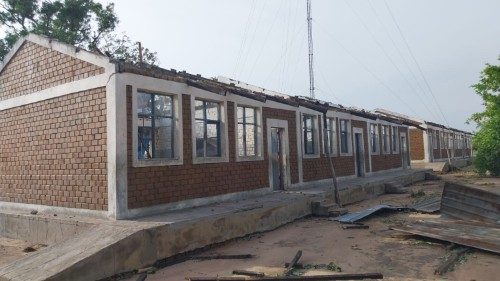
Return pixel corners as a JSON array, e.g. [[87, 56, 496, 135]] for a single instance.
[[0, 168, 430, 281]]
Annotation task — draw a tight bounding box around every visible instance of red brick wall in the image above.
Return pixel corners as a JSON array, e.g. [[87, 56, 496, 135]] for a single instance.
[[127, 91, 276, 209], [0, 41, 104, 101], [409, 128, 424, 160], [0, 87, 108, 210], [302, 119, 372, 181], [371, 126, 405, 172]]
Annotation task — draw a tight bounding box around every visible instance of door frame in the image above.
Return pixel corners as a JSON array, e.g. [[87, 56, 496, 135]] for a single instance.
[[400, 132, 408, 169], [352, 127, 366, 177], [266, 119, 291, 190]]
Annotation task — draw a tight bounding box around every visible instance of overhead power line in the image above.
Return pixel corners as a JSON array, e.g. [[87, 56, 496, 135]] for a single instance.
[[383, 0, 450, 126], [314, 19, 420, 118], [344, 0, 439, 121]]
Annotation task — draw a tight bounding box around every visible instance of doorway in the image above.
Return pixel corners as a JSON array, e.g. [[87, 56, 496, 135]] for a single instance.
[[270, 128, 284, 190], [267, 119, 290, 190], [400, 133, 408, 169], [353, 129, 365, 177]]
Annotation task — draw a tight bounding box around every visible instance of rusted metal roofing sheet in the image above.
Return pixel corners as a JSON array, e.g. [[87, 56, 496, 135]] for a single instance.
[[441, 181, 500, 224], [410, 196, 441, 213], [391, 219, 500, 254], [334, 205, 406, 223]]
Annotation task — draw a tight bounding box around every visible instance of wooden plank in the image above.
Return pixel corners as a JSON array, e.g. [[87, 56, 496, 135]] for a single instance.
[[186, 272, 384, 280], [284, 250, 302, 276], [435, 247, 469, 276], [342, 225, 369, 230], [191, 254, 253, 260], [232, 269, 265, 277]]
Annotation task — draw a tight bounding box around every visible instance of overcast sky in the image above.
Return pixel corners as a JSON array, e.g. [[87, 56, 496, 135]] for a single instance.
[[106, 1, 496, 130]]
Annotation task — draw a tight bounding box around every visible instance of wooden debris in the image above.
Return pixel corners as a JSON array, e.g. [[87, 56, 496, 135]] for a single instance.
[[232, 269, 265, 277], [284, 250, 302, 276], [191, 254, 253, 260], [435, 247, 469, 276], [186, 272, 384, 280], [136, 273, 147, 281], [342, 224, 369, 230]]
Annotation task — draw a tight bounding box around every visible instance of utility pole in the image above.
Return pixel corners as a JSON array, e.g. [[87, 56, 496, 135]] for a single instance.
[[307, 0, 315, 99]]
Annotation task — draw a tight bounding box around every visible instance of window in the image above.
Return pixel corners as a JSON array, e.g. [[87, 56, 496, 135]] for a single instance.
[[195, 100, 221, 158], [339, 119, 349, 154], [137, 91, 174, 159], [392, 126, 399, 152], [448, 133, 454, 148], [440, 132, 445, 148], [369, 124, 379, 154], [433, 131, 438, 149], [325, 118, 337, 155], [303, 115, 315, 154], [237, 106, 257, 157], [382, 125, 389, 153]]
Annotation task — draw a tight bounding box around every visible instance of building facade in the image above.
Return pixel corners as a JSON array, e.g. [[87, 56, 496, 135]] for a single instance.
[[1, 35, 419, 219]]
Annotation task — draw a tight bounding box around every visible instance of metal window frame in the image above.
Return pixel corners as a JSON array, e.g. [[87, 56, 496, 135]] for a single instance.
[[137, 91, 175, 159], [325, 117, 336, 155], [195, 100, 222, 158], [370, 123, 379, 154], [340, 119, 349, 154], [303, 114, 316, 154], [237, 106, 258, 157]]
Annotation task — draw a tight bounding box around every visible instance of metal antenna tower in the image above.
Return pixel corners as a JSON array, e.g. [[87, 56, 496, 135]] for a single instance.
[[307, 0, 315, 99]]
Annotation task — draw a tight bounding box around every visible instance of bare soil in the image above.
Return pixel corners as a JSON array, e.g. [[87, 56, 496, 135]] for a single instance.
[[0, 237, 34, 267], [130, 178, 500, 281]]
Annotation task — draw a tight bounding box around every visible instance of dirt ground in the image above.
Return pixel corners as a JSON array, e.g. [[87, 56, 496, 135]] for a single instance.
[[128, 176, 500, 281], [0, 237, 34, 267]]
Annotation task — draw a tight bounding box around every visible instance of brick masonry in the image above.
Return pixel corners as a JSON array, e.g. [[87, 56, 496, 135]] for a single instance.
[[127, 90, 279, 209], [409, 128, 424, 160], [0, 87, 108, 210], [371, 126, 406, 172], [0, 41, 104, 101]]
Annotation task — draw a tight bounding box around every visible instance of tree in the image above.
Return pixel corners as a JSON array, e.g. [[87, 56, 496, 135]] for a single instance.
[[469, 58, 500, 176], [0, 0, 157, 65]]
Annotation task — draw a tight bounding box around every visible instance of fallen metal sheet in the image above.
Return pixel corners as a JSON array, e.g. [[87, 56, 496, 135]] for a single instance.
[[334, 205, 406, 223], [441, 181, 500, 224], [410, 196, 441, 213], [391, 219, 500, 254]]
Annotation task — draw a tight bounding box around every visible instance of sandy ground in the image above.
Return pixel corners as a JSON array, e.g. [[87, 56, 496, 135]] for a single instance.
[[0, 237, 35, 267], [127, 178, 499, 281]]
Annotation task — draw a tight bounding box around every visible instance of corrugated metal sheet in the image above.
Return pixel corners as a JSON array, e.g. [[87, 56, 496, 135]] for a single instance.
[[411, 196, 441, 213], [441, 181, 500, 224], [391, 219, 500, 254], [334, 205, 405, 223]]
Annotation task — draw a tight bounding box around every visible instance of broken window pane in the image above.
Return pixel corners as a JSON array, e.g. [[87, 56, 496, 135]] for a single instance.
[[137, 91, 174, 159], [195, 100, 222, 158], [245, 124, 256, 156], [236, 106, 259, 157], [303, 115, 315, 154]]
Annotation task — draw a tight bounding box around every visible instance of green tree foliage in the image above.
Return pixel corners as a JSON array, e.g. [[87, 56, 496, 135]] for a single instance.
[[0, 0, 157, 65], [469, 59, 500, 176]]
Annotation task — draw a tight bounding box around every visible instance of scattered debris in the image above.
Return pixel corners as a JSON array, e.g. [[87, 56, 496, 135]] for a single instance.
[[135, 273, 147, 281], [334, 205, 406, 223], [391, 219, 500, 254], [232, 269, 265, 277], [342, 224, 369, 230], [22, 243, 47, 253], [410, 196, 441, 213], [186, 273, 383, 280], [191, 254, 253, 260], [410, 189, 426, 198], [385, 182, 409, 194], [285, 250, 303, 276], [441, 181, 499, 223], [30, 210, 38, 215], [137, 266, 156, 274], [435, 247, 470, 275], [311, 202, 347, 217]]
